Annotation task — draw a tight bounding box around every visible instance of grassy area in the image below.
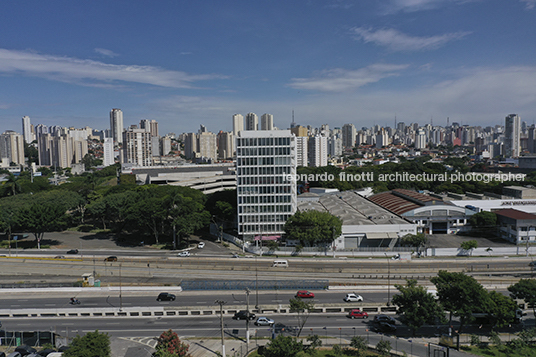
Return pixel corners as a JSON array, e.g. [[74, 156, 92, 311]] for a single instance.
[[461, 345, 536, 356]]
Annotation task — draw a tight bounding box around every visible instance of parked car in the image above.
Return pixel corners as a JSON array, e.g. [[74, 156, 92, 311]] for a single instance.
[[66, 249, 79, 254], [177, 251, 191, 257], [344, 293, 363, 302], [295, 290, 315, 298], [104, 256, 117, 262], [347, 309, 368, 319], [372, 322, 397, 333], [254, 317, 275, 326], [373, 314, 396, 324], [15, 345, 36, 356], [156, 292, 176, 301], [197, 242, 205, 249], [233, 310, 256, 320]]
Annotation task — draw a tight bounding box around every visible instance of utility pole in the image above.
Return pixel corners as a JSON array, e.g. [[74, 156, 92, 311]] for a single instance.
[[215, 300, 226, 357], [119, 263, 123, 312], [384, 253, 391, 306]]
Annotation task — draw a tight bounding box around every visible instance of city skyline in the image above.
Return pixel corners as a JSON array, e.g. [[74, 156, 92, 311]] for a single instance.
[[1, 1, 536, 135]]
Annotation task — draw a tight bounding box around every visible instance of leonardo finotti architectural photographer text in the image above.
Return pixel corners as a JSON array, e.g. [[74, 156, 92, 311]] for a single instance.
[[284, 172, 525, 184]]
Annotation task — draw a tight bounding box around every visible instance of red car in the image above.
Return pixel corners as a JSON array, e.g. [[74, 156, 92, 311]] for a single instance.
[[296, 290, 315, 298], [347, 309, 368, 319]]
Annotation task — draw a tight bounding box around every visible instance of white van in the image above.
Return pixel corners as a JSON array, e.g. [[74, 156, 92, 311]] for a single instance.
[[271, 259, 288, 267]]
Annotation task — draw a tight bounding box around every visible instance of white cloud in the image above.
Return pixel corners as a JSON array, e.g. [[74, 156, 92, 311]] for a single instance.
[[521, 0, 536, 9], [382, 0, 473, 13], [0, 48, 226, 89], [288, 63, 409, 92], [94, 48, 119, 57], [352, 27, 470, 51]]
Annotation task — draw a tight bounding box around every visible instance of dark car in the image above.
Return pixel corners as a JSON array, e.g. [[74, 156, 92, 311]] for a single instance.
[[104, 256, 118, 262], [295, 290, 315, 298], [15, 345, 36, 356], [373, 314, 396, 324], [233, 310, 256, 320], [372, 322, 397, 333], [156, 292, 176, 301], [66, 249, 79, 254]]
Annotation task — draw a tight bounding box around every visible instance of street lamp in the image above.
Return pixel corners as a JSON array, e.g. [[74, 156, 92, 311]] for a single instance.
[[215, 300, 226, 357], [384, 253, 391, 306]]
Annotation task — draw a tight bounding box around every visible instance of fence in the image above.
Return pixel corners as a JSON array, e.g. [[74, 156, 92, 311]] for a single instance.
[[180, 279, 329, 291]]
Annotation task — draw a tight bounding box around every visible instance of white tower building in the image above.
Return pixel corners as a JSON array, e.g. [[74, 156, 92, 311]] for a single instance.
[[110, 108, 124, 144]]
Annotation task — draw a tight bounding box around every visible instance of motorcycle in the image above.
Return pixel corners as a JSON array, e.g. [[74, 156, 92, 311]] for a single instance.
[[70, 298, 81, 305]]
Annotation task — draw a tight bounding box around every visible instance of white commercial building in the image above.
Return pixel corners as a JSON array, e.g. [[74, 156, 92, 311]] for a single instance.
[[110, 108, 124, 144], [308, 135, 328, 167], [0, 130, 25, 165], [236, 130, 297, 241]]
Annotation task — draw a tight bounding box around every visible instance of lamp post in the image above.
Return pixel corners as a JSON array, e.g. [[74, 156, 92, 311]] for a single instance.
[[215, 300, 226, 357], [384, 253, 391, 306]]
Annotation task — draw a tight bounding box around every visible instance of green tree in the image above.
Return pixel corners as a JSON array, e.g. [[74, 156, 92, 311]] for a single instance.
[[350, 336, 368, 356], [289, 297, 315, 338], [2, 173, 21, 196], [154, 329, 191, 357], [17, 202, 68, 249], [391, 279, 445, 336], [431, 271, 491, 333], [284, 210, 342, 249], [468, 211, 497, 230], [63, 330, 111, 357], [508, 279, 536, 320], [488, 290, 519, 328], [460, 240, 478, 256], [305, 334, 322, 355], [376, 340, 391, 356], [400, 233, 428, 253], [259, 335, 303, 357]]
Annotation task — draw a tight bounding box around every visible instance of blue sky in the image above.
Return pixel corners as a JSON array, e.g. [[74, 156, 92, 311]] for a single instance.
[[1, 0, 536, 136]]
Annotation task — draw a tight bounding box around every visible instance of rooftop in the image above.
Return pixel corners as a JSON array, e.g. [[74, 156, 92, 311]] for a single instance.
[[495, 209, 536, 220]]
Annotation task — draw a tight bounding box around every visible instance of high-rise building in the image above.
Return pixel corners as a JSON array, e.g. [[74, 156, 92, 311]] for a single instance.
[[184, 133, 197, 159], [122, 127, 153, 166], [342, 123, 356, 148], [328, 134, 343, 157], [160, 136, 172, 157], [110, 108, 124, 144], [21, 116, 34, 143], [295, 136, 308, 167], [415, 129, 427, 149], [375, 128, 389, 149], [505, 114, 521, 158], [261, 113, 274, 130], [232, 114, 244, 136], [37, 133, 88, 169], [236, 130, 297, 241], [290, 125, 308, 137], [103, 137, 115, 167], [245, 113, 258, 131], [218, 131, 234, 160], [140, 119, 159, 137], [198, 131, 217, 160], [0, 130, 25, 165], [308, 135, 328, 167]]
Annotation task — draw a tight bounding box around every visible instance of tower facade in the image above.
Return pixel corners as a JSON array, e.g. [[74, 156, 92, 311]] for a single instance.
[[122, 127, 153, 166], [245, 113, 258, 131], [505, 114, 521, 158], [110, 108, 124, 144], [0, 130, 25, 165], [22, 116, 33, 143], [342, 123, 356, 148], [232, 114, 244, 136], [260, 113, 274, 130], [236, 130, 297, 241]]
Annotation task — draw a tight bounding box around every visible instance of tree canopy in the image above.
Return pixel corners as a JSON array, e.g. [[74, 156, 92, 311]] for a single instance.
[[509, 279, 536, 319], [284, 210, 342, 247], [63, 330, 110, 357], [154, 329, 191, 357], [391, 279, 445, 336]]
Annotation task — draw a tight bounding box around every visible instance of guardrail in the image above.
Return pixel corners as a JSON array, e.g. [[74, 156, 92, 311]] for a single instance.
[[0, 303, 397, 319]]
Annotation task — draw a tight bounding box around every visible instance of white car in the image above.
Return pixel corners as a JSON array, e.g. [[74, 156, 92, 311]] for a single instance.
[[197, 242, 205, 249], [344, 293, 364, 302], [177, 251, 190, 257], [254, 317, 275, 326]]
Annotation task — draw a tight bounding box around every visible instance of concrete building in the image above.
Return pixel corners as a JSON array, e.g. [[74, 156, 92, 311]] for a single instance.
[[342, 123, 356, 148], [236, 130, 297, 241], [140, 119, 159, 137], [245, 113, 258, 131], [37, 133, 88, 169], [110, 108, 124, 145], [198, 131, 217, 161], [297, 190, 416, 249], [328, 134, 343, 157], [217, 131, 234, 160], [308, 135, 328, 167], [495, 209, 536, 245], [21, 116, 34, 143], [232, 114, 244, 136], [505, 114, 521, 158], [122, 127, 153, 167], [369, 189, 472, 234], [103, 137, 115, 167], [290, 125, 308, 137], [295, 136, 308, 167], [0, 130, 25, 165], [260, 113, 274, 130]]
